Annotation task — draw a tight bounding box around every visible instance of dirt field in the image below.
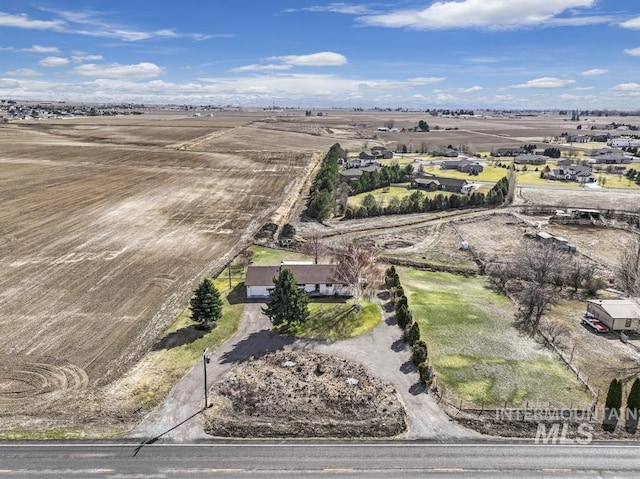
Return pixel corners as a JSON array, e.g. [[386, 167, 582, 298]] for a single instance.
[[203, 350, 406, 438], [0, 112, 316, 423]]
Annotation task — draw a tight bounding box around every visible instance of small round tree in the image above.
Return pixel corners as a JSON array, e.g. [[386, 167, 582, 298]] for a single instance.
[[189, 278, 223, 330], [412, 340, 428, 365]]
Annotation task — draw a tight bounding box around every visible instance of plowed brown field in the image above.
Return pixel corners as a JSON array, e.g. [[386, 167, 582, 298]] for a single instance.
[[0, 113, 314, 421]]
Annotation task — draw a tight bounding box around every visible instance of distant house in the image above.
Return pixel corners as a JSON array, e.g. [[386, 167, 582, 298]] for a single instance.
[[245, 263, 350, 298], [339, 165, 381, 183], [431, 146, 459, 157], [492, 147, 523, 157], [586, 299, 640, 331], [514, 154, 548, 165], [545, 165, 595, 183], [412, 176, 470, 193], [370, 146, 394, 159], [440, 158, 484, 174], [608, 138, 640, 148], [569, 135, 591, 143], [589, 150, 632, 164]]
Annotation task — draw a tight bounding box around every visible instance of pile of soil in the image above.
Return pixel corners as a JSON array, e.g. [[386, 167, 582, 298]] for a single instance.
[[203, 350, 406, 438]]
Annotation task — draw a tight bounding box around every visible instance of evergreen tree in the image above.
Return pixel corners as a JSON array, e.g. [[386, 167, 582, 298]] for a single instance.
[[262, 268, 309, 329], [412, 340, 428, 365], [404, 321, 420, 345], [189, 278, 223, 329], [626, 378, 640, 432], [604, 378, 623, 431]]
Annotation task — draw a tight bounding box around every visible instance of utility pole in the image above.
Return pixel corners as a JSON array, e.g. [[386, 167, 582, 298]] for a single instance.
[[203, 347, 210, 409]]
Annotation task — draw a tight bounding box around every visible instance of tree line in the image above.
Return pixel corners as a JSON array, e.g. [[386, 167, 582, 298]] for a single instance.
[[344, 176, 510, 220], [306, 143, 342, 221], [349, 163, 414, 195]]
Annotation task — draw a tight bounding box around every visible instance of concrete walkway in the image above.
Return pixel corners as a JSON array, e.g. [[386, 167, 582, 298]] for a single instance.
[[130, 296, 478, 442]]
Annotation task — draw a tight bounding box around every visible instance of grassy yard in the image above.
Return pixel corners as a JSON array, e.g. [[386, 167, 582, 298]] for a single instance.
[[123, 268, 246, 410], [249, 245, 312, 265], [347, 184, 455, 208], [399, 268, 593, 408], [293, 299, 381, 340]]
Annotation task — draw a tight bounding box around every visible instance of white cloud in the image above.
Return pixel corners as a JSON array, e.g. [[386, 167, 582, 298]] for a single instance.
[[407, 77, 446, 85], [0, 11, 65, 30], [624, 47, 640, 57], [284, 3, 374, 15], [268, 52, 347, 66], [509, 77, 576, 88], [620, 16, 640, 29], [357, 0, 598, 30], [71, 54, 104, 63], [610, 83, 640, 92], [459, 86, 483, 93], [229, 64, 292, 73], [580, 68, 608, 76], [39, 56, 70, 67], [23, 45, 60, 53], [0, 9, 219, 42], [574, 86, 595, 91], [73, 62, 164, 79], [436, 93, 457, 102], [5, 68, 42, 77]]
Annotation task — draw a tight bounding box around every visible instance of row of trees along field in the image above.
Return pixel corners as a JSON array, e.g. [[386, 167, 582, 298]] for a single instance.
[[344, 176, 510, 220], [306, 143, 341, 221], [349, 164, 415, 195], [386, 266, 433, 386]]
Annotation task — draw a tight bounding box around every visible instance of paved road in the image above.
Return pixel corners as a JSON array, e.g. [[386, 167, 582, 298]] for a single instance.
[[132, 296, 476, 441], [2, 441, 640, 478]]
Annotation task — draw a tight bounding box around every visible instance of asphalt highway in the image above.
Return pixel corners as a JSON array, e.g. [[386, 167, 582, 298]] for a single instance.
[[1, 441, 640, 478]]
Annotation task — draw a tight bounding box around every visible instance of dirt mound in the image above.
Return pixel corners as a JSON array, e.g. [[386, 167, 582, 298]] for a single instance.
[[203, 350, 406, 438]]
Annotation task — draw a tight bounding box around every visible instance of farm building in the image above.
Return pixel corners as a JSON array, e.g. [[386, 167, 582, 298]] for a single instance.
[[586, 299, 640, 331], [245, 263, 350, 298]]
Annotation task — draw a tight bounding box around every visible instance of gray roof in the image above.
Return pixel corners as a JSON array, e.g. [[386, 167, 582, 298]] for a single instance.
[[245, 264, 344, 287], [588, 299, 640, 319]]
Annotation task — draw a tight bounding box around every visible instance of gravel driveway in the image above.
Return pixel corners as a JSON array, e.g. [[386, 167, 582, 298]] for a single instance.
[[130, 296, 478, 441]]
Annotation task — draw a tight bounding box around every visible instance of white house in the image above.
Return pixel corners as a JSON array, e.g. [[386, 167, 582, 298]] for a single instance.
[[245, 263, 350, 299]]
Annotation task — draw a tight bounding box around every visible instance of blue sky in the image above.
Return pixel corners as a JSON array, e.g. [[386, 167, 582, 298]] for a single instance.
[[1, 1, 640, 109]]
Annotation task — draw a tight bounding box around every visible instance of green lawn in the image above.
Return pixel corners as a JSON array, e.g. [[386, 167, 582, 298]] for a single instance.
[[249, 245, 312, 265], [294, 299, 381, 340], [399, 268, 593, 408], [348, 184, 456, 208]]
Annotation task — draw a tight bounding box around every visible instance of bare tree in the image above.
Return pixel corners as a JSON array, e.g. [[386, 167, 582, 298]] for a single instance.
[[301, 229, 325, 264], [618, 234, 640, 296], [539, 318, 571, 346], [384, 119, 395, 130], [333, 240, 383, 310]]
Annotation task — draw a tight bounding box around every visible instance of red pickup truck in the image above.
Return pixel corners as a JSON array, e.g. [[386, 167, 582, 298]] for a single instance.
[[581, 315, 609, 333]]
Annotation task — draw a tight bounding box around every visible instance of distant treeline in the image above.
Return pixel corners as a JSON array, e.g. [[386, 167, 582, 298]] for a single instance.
[[344, 176, 510, 220], [349, 164, 414, 195]]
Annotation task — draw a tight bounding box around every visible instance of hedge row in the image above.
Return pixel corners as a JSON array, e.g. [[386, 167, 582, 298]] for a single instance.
[[385, 266, 433, 386]]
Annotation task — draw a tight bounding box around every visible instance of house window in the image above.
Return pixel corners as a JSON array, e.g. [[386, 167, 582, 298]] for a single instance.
[[326, 284, 332, 288], [626, 319, 632, 328]]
